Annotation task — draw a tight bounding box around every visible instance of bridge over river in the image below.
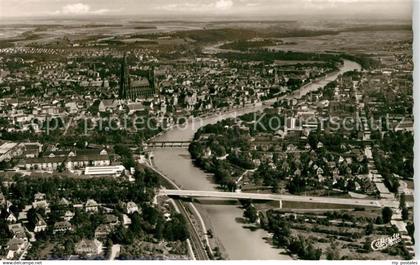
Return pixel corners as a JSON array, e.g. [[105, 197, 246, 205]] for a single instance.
[[159, 189, 384, 208], [146, 141, 191, 148]]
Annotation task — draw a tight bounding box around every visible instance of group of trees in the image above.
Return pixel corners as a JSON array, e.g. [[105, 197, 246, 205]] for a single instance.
[[241, 201, 258, 223], [399, 193, 410, 221], [220, 40, 277, 51], [372, 131, 413, 194], [307, 130, 349, 153], [381, 207, 393, 224], [189, 119, 254, 190], [217, 50, 342, 65], [340, 53, 380, 70], [0, 219, 12, 254], [289, 236, 323, 260], [264, 210, 322, 260], [114, 144, 136, 169], [253, 163, 285, 193], [113, 207, 189, 244], [322, 81, 338, 100], [260, 208, 411, 260], [375, 131, 414, 181]]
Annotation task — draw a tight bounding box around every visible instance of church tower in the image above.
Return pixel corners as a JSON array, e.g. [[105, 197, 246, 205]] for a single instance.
[[119, 53, 130, 99]]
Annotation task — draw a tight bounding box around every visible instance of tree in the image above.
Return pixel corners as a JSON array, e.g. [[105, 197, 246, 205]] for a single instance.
[[243, 204, 258, 223], [64, 239, 75, 256], [27, 208, 38, 230], [363, 238, 372, 252], [399, 193, 406, 209], [114, 144, 135, 169], [365, 222, 374, 235], [130, 212, 143, 235], [110, 226, 133, 245], [402, 207, 409, 221], [57, 162, 66, 173], [163, 213, 189, 241], [308, 131, 319, 150], [211, 143, 226, 157], [326, 241, 340, 260], [382, 207, 393, 223], [406, 223, 415, 244], [272, 220, 291, 247], [0, 220, 11, 246], [289, 236, 322, 260]]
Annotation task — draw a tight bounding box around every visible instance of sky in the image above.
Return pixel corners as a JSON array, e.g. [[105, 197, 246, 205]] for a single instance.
[[0, 0, 412, 19]]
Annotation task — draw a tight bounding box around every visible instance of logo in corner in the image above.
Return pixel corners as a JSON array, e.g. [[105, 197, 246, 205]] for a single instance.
[[371, 233, 402, 251]]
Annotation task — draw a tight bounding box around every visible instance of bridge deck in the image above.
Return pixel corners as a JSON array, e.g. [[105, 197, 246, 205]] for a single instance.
[[146, 141, 192, 148], [159, 189, 382, 208], [148, 141, 192, 144]]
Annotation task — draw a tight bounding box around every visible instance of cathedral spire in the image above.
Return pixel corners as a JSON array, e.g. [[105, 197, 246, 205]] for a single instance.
[[119, 53, 130, 99]]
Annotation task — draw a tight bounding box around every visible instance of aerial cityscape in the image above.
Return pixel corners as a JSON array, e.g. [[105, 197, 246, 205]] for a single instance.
[[0, 0, 415, 261]]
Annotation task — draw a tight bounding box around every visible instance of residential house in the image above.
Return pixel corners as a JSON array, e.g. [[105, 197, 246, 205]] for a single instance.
[[75, 239, 103, 256], [34, 214, 47, 233], [23, 143, 42, 158], [125, 201, 139, 214], [94, 224, 113, 239], [65, 102, 78, 114], [98, 100, 119, 113], [6, 238, 29, 260], [102, 206, 114, 214], [53, 221, 73, 234], [63, 210, 75, 221], [58, 198, 70, 208], [17, 211, 28, 223], [85, 199, 99, 213], [127, 102, 145, 115], [32, 192, 50, 213], [8, 223, 27, 239], [104, 214, 120, 227], [6, 213, 17, 223]]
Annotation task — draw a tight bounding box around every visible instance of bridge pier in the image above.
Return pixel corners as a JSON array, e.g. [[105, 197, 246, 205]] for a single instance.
[[278, 200, 282, 209]]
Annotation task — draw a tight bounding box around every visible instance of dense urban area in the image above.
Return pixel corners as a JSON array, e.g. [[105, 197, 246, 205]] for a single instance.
[[0, 19, 414, 260]]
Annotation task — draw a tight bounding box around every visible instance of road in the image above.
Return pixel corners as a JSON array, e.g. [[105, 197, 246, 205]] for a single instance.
[[160, 189, 383, 208]]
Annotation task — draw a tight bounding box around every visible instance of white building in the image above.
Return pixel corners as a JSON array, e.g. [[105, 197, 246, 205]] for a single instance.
[[84, 165, 126, 177]]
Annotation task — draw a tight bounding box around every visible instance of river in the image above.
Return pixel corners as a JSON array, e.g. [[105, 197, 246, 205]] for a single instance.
[[151, 59, 361, 260]]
